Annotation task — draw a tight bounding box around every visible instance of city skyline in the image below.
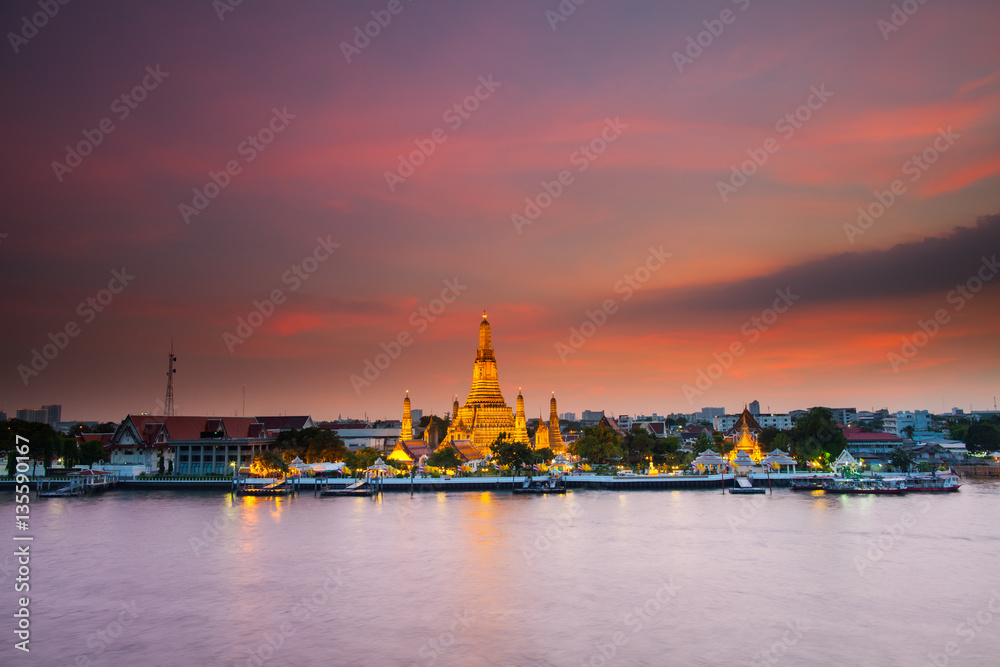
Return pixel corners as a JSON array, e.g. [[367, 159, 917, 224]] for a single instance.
[[2, 0, 999, 422]]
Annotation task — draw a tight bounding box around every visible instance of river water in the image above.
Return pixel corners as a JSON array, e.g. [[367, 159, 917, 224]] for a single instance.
[[3, 482, 1000, 666]]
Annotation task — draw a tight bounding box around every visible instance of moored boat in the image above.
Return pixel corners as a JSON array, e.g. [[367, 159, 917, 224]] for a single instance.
[[822, 476, 907, 494], [904, 474, 961, 492]]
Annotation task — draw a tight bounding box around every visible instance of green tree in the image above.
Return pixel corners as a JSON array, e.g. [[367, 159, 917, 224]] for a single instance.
[[345, 447, 382, 471], [651, 436, 681, 464], [533, 447, 555, 464], [889, 447, 914, 471], [490, 433, 534, 477], [771, 433, 793, 452], [426, 445, 462, 469], [791, 408, 847, 465], [274, 428, 348, 463], [569, 424, 622, 463], [902, 425, 915, 440], [964, 422, 1000, 454], [693, 432, 713, 452], [78, 441, 106, 468], [251, 450, 289, 476], [419, 415, 450, 442], [758, 426, 781, 449], [623, 427, 655, 470]]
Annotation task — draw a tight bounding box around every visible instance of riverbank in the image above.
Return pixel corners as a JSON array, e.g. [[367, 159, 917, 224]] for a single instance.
[[3, 472, 825, 493]]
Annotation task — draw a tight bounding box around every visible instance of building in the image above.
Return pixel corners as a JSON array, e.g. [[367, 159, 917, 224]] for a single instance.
[[559, 412, 576, 422], [581, 410, 605, 426], [598, 414, 627, 438], [748, 400, 760, 416], [883, 410, 936, 439], [841, 427, 904, 458], [696, 407, 725, 421], [329, 424, 402, 452], [43, 404, 62, 424], [107, 415, 274, 475], [410, 408, 423, 424], [16, 408, 51, 424], [714, 412, 792, 431], [724, 408, 764, 467], [405, 312, 564, 458], [255, 415, 316, 436]]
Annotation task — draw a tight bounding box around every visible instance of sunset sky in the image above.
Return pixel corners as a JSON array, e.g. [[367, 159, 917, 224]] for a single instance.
[[2, 0, 999, 423]]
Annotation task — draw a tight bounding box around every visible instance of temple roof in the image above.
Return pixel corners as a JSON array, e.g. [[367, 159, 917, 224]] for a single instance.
[[728, 407, 762, 434]]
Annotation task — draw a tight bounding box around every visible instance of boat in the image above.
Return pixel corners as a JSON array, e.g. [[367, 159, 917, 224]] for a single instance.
[[513, 476, 567, 495], [728, 476, 765, 494], [790, 477, 824, 491], [904, 474, 961, 492], [821, 476, 907, 494]]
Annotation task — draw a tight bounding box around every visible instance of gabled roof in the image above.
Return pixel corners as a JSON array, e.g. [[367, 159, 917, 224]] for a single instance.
[[391, 440, 433, 462], [727, 408, 762, 435], [255, 415, 315, 431], [448, 439, 484, 462], [76, 433, 113, 449], [112, 415, 269, 446], [640, 422, 666, 437], [599, 415, 627, 437]]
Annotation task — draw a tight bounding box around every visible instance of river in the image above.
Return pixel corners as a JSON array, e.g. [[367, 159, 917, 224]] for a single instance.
[[3, 482, 999, 666]]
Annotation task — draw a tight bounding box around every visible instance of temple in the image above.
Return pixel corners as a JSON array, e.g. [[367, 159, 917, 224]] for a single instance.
[[726, 406, 764, 464], [398, 312, 564, 462]]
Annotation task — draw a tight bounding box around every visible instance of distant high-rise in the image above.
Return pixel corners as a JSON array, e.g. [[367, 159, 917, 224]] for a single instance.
[[749, 400, 760, 416], [410, 409, 423, 423], [559, 412, 576, 422], [581, 410, 604, 426], [17, 408, 50, 424], [43, 404, 61, 424], [698, 407, 725, 421]]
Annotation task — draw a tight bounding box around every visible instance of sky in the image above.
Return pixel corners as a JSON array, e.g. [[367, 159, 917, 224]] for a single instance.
[[1, 0, 999, 423]]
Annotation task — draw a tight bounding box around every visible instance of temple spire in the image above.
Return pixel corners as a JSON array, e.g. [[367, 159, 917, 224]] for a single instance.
[[400, 390, 413, 440]]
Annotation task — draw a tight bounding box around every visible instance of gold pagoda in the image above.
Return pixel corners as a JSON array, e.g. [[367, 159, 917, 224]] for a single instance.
[[402, 312, 564, 459], [726, 407, 764, 463]]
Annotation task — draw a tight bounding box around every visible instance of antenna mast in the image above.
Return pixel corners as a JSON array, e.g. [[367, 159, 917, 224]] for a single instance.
[[165, 340, 177, 416]]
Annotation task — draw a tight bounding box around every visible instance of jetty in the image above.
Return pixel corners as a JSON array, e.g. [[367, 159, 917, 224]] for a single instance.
[[37, 470, 117, 498]]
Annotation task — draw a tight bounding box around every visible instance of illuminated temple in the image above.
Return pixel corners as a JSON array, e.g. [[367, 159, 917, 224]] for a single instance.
[[396, 312, 565, 462], [726, 407, 764, 465]]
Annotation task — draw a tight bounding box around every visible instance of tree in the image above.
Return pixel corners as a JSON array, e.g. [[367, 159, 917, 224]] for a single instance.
[[623, 427, 655, 470], [426, 446, 462, 470], [770, 433, 793, 452], [693, 432, 713, 452], [345, 447, 382, 471], [570, 424, 622, 463], [902, 425, 915, 440], [490, 433, 533, 477], [651, 436, 680, 464], [274, 427, 348, 463], [964, 422, 1000, 454], [889, 447, 914, 472], [791, 408, 848, 464], [758, 426, 781, 449], [533, 447, 555, 464], [250, 450, 289, 477]]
